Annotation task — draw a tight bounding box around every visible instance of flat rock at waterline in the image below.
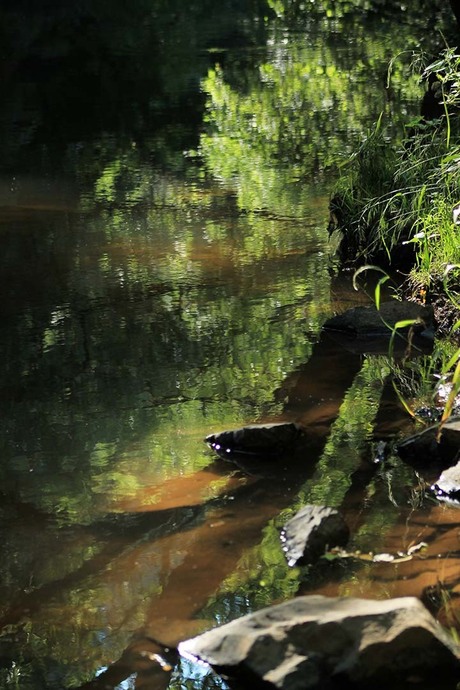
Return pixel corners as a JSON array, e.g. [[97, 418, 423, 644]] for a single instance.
[[205, 422, 307, 459], [178, 595, 460, 690], [396, 416, 460, 467], [322, 301, 434, 338], [280, 505, 349, 566]]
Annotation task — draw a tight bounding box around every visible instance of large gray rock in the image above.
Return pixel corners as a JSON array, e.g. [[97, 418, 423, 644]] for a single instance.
[[323, 301, 434, 338], [179, 596, 460, 690], [280, 505, 349, 566]]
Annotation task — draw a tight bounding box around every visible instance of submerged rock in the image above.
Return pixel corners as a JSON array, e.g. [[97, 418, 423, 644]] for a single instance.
[[396, 416, 460, 467], [205, 422, 307, 459], [323, 301, 434, 338], [280, 505, 349, 566], [179, 595, 460, 690]]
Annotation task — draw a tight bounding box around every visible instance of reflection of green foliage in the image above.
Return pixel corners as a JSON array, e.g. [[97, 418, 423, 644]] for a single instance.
[[0, 168, 330, 690], [0, 164, 333, 520], [297, 356, 389, 507], [329, 456, 421, 601], [0, 0, 271, 173], [198, 354, 418, 606], [200, 519, 301, 623], [198, 356, 389, 624], [199, 13, 435, 213], [267, 0, 453, 25], [0, 182, 330, 690]]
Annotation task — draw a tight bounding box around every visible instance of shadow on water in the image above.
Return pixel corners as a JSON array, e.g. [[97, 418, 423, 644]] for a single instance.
[[1, 327, 368, 689], [63, 334, 363, 690], [66, 329, 450, 690]]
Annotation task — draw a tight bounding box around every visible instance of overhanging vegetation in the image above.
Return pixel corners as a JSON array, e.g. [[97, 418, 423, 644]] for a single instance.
[[329, 49, 460, 334]]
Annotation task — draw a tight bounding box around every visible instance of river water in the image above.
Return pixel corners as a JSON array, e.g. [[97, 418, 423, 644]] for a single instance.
[[0, 3, 458, 690]]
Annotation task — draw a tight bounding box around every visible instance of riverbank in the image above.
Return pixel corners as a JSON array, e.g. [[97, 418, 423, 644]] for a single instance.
[[328, 49, 460, 339]]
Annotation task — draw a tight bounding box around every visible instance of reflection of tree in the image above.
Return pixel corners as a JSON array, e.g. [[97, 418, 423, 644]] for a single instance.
[[2, 331, 364, 690], [0, 171, 331, 690], [52, 336, 413, 690], [267, 0, 452, 23], [0, 0, 269, 175], [199, 3, 452, 214]]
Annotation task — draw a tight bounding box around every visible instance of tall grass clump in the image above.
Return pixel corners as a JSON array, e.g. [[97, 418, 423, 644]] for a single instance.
[[329, 49, 460, 330]]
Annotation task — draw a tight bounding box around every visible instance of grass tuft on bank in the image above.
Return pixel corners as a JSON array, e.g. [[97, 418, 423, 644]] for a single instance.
[[329, 49, 460, 333]]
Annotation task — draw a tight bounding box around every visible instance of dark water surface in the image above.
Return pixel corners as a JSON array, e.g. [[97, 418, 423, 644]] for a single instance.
[[0, 3, 458, 689]]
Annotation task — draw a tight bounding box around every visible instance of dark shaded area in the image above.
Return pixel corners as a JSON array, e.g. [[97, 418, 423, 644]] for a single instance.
[[397, 420, 460, 470], [0, 0, 270, 175], [449, 0, 460, 28]]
